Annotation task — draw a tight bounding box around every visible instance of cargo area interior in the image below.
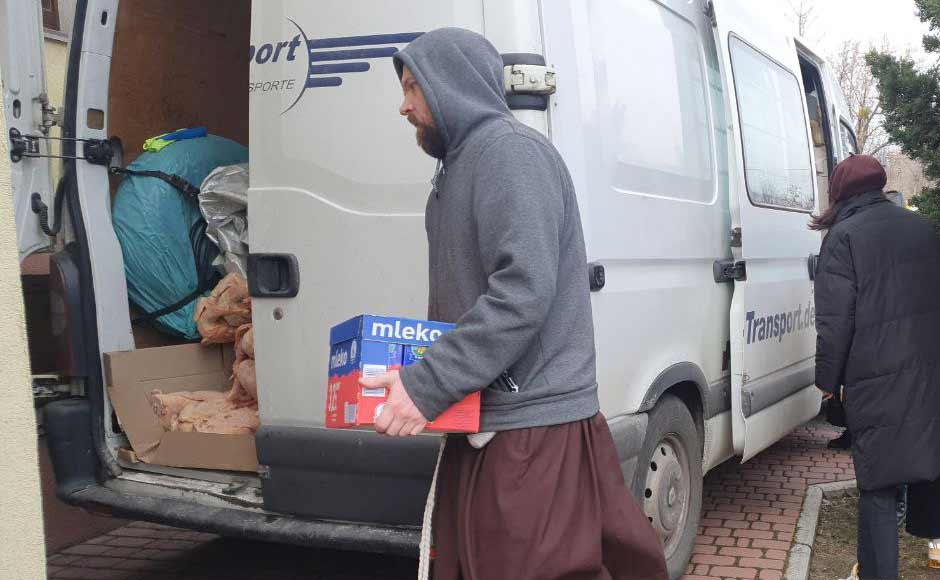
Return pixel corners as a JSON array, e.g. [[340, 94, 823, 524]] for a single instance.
[[107, 0, 257, 484], [27, 0, 264, 499], [110, 0, 250, 343]]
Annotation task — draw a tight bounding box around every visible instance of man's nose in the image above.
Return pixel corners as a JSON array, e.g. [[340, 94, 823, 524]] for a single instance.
[[399, 99, 411, 117]]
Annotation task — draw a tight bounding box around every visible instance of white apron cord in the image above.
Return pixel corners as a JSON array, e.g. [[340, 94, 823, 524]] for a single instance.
[[416, 431, 495, 580], [417, 435, 447, 580]]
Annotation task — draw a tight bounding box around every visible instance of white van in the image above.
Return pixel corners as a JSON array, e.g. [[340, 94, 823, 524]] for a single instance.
[[2, 0, 858, 576]]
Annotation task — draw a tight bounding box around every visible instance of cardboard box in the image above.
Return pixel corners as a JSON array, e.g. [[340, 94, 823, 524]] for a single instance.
[[326, 315, 480, 433], [104, 343, 258, 472]]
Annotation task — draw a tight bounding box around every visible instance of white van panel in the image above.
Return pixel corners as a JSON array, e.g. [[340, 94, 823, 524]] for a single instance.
[[0, 0, 54, 260], [76, 50, 134, 357], [250, 1, 485, 427], [83, 0, 117, 58], [703, 410, 734, 472], [738, 385, 820, 460], [542, 0, 732, 416]]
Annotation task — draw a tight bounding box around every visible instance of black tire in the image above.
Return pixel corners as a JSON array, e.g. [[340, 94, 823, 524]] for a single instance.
[[631, 394, 703, 580]]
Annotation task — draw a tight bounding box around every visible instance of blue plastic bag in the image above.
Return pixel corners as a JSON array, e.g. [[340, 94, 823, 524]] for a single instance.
[[112, 135, 249, 339]]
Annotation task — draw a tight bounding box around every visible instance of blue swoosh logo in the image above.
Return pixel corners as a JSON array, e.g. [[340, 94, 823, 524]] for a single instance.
[[280, 26, 423, 114]]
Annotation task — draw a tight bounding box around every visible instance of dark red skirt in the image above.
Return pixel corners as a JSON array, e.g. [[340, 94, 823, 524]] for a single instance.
[[432, 413, 668, 580]]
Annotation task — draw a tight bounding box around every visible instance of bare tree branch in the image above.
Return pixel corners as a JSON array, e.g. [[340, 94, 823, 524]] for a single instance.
[[788, 0, 817, 37], [829, 39, 893, 157], [868, 141, 892, 156]]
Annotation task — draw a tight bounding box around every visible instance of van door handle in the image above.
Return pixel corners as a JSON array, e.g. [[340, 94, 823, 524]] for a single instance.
[[588, 262, 605, 291], [247, 253, 300, 298], [808, 253, 819, 281]]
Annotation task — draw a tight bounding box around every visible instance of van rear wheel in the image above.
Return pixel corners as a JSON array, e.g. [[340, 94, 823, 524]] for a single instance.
[[632, 394, 703, 580]]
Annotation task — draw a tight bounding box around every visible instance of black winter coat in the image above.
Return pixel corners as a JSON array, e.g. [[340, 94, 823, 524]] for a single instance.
[[815, 191, 940, 491]]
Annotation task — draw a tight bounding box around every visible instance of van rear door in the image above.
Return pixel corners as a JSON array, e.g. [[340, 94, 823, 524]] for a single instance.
[[248, 1, 484, 429], [0, 0, 54, 261], [248, 0, 488, 527], [711, 0, 823, 461]]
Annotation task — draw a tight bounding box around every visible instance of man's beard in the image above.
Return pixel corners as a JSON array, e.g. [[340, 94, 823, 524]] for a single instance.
[[416, 123, 447, 159]]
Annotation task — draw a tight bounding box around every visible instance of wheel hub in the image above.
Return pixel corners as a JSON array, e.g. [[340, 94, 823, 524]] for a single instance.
[[643, 435, 691, 557]]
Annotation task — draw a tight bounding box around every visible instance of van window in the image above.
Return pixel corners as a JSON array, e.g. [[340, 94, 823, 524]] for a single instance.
[[600, 0, 715, 203], [729, 37, 815, 211], [840, 120, 858, 156]]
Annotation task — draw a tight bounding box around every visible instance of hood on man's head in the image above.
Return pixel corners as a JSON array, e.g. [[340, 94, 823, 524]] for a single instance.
[[393, 28, 511, 153], [829, 154, 887, 203]]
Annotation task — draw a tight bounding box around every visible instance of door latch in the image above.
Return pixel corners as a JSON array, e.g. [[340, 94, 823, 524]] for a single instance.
[[9, 127, 117, 165], [9, 128, 42, 161], [713, 259, 747, 283]]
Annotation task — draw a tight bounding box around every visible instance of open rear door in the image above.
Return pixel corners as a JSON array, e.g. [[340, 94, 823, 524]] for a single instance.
[[249, 1, 485, 428], [0, 0, 54, 261], [711, 0, 822, 461]]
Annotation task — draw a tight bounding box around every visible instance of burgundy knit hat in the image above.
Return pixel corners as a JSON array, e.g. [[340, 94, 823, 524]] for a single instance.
[[829, 154, 887, 204]]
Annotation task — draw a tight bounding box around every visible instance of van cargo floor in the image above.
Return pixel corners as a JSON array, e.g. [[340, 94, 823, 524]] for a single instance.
[[116, 458, 263, 509]]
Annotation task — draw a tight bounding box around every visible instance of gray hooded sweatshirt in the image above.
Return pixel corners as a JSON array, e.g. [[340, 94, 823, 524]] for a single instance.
[[394, 28, 598, 432]]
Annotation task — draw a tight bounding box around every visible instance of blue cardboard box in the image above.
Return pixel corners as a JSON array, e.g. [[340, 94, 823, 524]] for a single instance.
[[325, 315, 480, 432]]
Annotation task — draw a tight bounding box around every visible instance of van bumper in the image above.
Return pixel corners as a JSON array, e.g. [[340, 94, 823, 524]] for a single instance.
[[66, 481, 421, 556], [254, 416, 648, 528], [256, 425, 440, 527], [52, 409, 642, 557]]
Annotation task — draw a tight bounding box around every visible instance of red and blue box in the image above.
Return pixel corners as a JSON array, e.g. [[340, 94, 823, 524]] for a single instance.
[[325, 315, 481, 433]]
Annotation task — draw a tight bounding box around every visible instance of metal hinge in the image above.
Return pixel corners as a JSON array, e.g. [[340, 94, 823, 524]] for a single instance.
[[39, 93, 62, 135], [8, 127, 116, 165], [730, 227, 742, 248], [713, 259, 747, 283], [704, 0, 717, 27], [503, 64, 556, 95]]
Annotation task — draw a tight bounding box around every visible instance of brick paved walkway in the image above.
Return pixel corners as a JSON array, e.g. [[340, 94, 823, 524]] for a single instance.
[[46, 525, 418, 580], [45, 418, 852, 580], [684, 418, 854, 579]]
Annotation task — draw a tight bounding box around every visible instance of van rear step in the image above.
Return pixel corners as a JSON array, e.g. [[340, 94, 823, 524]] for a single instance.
[[114, 456, 263, 492], [115, 470, 263, 510], [68, 480, 421, 557]]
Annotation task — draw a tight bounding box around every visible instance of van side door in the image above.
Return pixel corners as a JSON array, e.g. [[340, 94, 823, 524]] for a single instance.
[[710, 0, 823, 461]]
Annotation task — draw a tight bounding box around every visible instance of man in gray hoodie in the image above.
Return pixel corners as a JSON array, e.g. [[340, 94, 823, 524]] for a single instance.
[[359, 28, 667, 579]]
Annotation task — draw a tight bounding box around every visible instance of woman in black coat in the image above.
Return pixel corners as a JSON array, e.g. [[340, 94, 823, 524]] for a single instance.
[[814, 155, 940, 579]]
